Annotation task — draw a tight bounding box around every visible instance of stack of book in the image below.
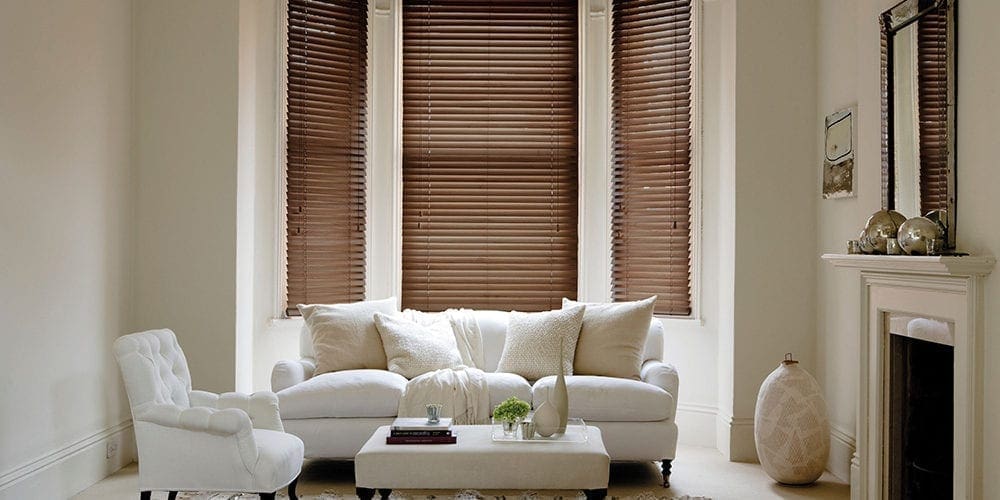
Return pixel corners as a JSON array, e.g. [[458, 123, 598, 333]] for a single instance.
[[386, 417, 457, 444]]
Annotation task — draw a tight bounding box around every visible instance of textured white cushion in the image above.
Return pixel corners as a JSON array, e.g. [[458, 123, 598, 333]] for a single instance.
[[496, 306, 585, 380], [373, 312, 462, 378], [563, 296, 655, 380], [482, 372, 533, 412], [532, 375, 674, 422], [277, 370, 408, 419], [298, 297, 398, 374]]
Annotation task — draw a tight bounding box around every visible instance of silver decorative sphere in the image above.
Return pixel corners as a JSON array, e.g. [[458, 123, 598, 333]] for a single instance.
[[898, 217, 945, 255], [858, 229, 875, 254], [862, 210, 907, 254]]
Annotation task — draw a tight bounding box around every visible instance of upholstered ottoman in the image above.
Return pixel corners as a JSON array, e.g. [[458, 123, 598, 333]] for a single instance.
[[355, 425, 610, 499]]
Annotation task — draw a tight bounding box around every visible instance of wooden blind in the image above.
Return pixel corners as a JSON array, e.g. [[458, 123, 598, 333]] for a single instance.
[[284, 0, 368, 315], [916, 8, 949, 214], [401, 0, 579, 312], [610, 0, 693, 316]]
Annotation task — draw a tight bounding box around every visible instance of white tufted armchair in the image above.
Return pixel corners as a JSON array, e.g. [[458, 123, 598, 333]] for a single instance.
[[114, 329, 304, 500]]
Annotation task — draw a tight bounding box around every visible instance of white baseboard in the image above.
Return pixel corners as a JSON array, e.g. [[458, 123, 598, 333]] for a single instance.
[[675, 403, 718, 448], [714, 411, 757, 462], [0, 420, 136, 500], [828, 424, 856, 483]]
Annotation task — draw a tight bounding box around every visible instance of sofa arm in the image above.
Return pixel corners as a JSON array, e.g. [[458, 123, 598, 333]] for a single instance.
[[134, 403, 259, 468], [190, 390, 284, 432], [641, 360, 679, 416], [271, 357, 316, 393]]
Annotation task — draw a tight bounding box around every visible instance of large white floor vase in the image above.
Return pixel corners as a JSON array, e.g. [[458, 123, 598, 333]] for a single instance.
[[753, 353, 830, 485]]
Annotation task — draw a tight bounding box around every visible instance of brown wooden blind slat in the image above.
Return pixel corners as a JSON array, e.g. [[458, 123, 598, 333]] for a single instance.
[[401, 0, 578, 312], [611, 0, 693, 316], [916, 9, 949, 215], [284, 0, 368, 316]]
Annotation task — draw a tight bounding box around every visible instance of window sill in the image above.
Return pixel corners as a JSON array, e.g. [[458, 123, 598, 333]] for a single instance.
[[655, 315, 706, 327]]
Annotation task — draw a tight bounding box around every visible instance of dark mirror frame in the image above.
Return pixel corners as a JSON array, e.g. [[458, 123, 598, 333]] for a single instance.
[[880, 0, 957, 249]]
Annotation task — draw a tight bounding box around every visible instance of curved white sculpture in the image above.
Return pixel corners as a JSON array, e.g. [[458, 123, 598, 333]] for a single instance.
[[754, 354, 830, 485]]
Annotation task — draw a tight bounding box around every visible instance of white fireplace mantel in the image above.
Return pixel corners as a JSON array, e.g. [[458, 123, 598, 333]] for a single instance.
[[823, 253, 995, 499], [821, 253, 996, 276]]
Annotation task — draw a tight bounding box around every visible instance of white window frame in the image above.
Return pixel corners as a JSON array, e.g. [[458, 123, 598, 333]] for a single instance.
[[273, 0, 703, 322]]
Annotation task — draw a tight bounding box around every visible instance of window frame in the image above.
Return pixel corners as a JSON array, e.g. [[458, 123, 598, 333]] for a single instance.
[[273, 0, 703, 321]]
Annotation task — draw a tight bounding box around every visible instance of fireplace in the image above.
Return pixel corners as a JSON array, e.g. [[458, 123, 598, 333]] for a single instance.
[[886, 315, 954, 499], [822, 253, 994, 500]]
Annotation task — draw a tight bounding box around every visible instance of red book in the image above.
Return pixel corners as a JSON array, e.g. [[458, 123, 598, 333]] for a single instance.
[[386, 435, 457, 445]]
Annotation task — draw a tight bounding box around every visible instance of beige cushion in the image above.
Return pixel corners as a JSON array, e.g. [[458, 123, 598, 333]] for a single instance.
[[482, 372, 532, 412], [563, 296, 655, 380], [298, 297, 398, 375], [373, 312, 462, 379], [496, 306, 584, 380], [533, 375, 674, 421], [277, 369, 408, 419]]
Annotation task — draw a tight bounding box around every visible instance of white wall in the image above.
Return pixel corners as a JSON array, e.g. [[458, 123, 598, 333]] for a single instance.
[[815, 0, 1000, 491], [0, 1, 136, 497], [131, 0, 241, 393], [709, 0, 819, 461]]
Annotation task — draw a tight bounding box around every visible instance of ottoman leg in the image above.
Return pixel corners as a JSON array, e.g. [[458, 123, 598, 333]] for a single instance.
[[356, 488, 376, 500], [584, 488, 607, 500], [378, 488, 393, 499], [661, 459, 673, 488]]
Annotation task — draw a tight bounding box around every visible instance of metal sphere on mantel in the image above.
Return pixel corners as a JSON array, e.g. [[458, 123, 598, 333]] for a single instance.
[[898, 216, 945, 255], [862, 209, 907, 254]]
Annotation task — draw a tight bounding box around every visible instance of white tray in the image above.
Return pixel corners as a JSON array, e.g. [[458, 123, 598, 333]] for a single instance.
[[491, 418, 589, 443]]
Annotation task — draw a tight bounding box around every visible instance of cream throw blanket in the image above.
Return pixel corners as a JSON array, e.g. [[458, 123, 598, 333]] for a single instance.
[[397, 309, 491, 424]]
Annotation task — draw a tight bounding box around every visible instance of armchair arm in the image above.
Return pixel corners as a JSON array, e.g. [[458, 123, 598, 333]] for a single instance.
[[641, 360, 679, 418], [271, 357, 316, 393], [133, 403, 258, 469], [189, 390, 284, 432]]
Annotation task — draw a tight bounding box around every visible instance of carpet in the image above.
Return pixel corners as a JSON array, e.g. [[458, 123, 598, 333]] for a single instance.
[[176, 491, 710, 500]]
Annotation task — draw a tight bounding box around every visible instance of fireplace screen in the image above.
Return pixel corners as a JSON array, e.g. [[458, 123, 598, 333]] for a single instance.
[[885, 313, 954, 499]]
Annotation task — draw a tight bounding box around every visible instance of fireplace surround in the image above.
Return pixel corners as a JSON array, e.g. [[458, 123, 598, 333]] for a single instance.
[[823, 254, 994, 499]]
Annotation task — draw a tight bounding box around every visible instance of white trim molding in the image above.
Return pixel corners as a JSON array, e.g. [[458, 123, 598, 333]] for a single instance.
[[0, 420, 136, 499], [825, 253, 994, 499]]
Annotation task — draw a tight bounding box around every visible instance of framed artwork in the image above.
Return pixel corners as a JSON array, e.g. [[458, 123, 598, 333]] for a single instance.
[[823, 107, 856, 199]]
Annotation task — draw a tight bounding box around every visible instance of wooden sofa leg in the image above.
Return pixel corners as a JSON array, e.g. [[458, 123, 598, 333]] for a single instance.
[[260, 493, 276, 500], [140, 492, 151, 500], [168, 492, 178, 500], [661, 459, 673, 488], [357, 487, 376, 500], [288, 476, 299, 500]]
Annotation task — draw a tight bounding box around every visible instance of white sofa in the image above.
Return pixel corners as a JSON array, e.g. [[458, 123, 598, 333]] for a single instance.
[[271, 310, 679, 486]]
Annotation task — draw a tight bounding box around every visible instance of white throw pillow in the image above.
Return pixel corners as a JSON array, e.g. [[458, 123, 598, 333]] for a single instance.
[[298, 297, 398, 375], [496, 305, 585, 380], [563, 296, 655, 380], [373, 312, 463, 379]]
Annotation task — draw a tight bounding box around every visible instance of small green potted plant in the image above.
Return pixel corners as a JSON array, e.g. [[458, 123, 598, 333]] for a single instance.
[[493, 397, 531, 437]]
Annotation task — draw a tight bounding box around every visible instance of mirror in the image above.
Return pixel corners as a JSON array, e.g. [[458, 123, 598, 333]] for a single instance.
[[880, 0, 956, 249]]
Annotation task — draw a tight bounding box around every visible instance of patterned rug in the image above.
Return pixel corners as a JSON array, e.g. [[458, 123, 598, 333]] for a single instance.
[[175, 491, 709, 500]]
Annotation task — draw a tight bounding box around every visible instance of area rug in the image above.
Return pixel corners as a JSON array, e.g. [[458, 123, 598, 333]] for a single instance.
[[176, 491, 710, 500]]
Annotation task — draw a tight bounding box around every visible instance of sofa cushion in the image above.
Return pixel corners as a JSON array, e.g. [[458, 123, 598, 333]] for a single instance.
[[298, 298, 398, 375], [563, 296, 655, 380], [532, 375, 674, 422], [497, 306, 585, 379], [483, 372, 532, 413], [277, 370, 408, 419]]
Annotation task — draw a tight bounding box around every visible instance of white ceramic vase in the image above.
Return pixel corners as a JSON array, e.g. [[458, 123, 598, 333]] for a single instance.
[[754, 354, 830, 485], [532, 400, 559, 437], [553, 339, 569, 433]]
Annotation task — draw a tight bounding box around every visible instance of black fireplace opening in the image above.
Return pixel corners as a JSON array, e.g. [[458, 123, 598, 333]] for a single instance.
[[888, 333, 954, 499]]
